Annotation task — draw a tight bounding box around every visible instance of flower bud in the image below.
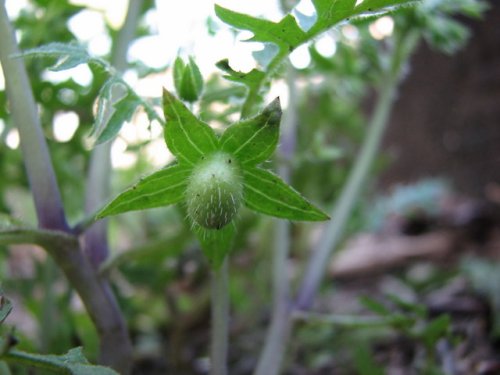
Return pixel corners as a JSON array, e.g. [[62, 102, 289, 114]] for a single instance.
[[173, 56, 204, 102]]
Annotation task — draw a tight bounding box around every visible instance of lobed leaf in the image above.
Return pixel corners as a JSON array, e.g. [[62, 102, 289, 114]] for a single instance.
[[354, 0, 420, 13], [309, 0, 357, 35], [95, 90, 141, 145], [16, 42, 109, 71], [97, 163, 192, 218], [91, 78, 117, 139], [163, 89, 219, 165], [216, 59, 266, 91], [220, 98, 282, 166], [242, 167, 329, 221], [215, 5, 307, 51], [193, 223, 236, 268]]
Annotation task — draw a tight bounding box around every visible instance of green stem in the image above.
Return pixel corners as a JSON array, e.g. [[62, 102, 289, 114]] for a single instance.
[[0, 0, 67, 231], [211, 258, 229, 375], [254, 65, 297, 375], [254, 220, 292, 375], [295, 30, 421, 310], [83, 0, 143, 267]]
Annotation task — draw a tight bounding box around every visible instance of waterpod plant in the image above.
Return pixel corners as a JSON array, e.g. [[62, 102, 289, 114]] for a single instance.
[[97, 89, 329, 267]]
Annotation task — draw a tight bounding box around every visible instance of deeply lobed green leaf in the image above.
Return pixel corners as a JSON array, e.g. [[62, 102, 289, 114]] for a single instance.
[[97, 163, 192, 218], [216, 60, 266, 89], [15, 42, 99, 71], [163, 89, 219, 165], [242, 167, 329, 221], [95, 91, 141, 145], [215, 5, 307, 51], [220, 97, 282, 166], [354, 0, 420, 13]]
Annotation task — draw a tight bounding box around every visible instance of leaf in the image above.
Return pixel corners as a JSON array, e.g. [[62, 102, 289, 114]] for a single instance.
[[242, 167, 329, 221], [220, 98, 282, 166], [0, 291, 12, 324], [215, 5, 307, 51], [309, 0, 357, 35], [420, 314, 450, 348], [97, 163, 192, 218], [95, 90, 141, 145], [353, 345, 385, 375], [359, 296, 391, 316], [354, 0, 419, 14], [90, 78, 123, 139], [3, 347, 118, 374], [163, 89, 219, 165], [16, 42, 108, 71], [216, 59, 266, 92], [387, 294, 426, 317], [193, 223, 236, 268]]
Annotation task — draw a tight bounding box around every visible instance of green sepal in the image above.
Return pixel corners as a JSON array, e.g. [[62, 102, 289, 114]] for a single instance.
[[220, 98, 282, 166], [162, 89, 218, 165], [173, 57, 186, 95], [193, 222, 236, 269], [97, 163, 192, 218], [242, 167, 329, 221]]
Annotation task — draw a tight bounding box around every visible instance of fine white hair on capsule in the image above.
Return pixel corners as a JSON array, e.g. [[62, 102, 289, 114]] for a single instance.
[[186, 152, 243, 229]]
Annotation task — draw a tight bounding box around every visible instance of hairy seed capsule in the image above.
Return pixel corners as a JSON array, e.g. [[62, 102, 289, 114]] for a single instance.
[[186, 153, 242, 229]]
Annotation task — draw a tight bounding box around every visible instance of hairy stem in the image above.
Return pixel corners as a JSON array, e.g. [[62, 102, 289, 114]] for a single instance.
[[254, 65, 297, 375], [83, 0, 143, 266], [211, 258, 229, 375], [0, 0, 67, 231], [295, 30, 421, 310]]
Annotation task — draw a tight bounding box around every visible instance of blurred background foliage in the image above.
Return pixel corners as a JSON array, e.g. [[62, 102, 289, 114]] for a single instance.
[[1, 0, 499, 374]]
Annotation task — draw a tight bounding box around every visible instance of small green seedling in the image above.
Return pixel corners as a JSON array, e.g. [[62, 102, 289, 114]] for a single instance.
[[97, 89, 329, 266]]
